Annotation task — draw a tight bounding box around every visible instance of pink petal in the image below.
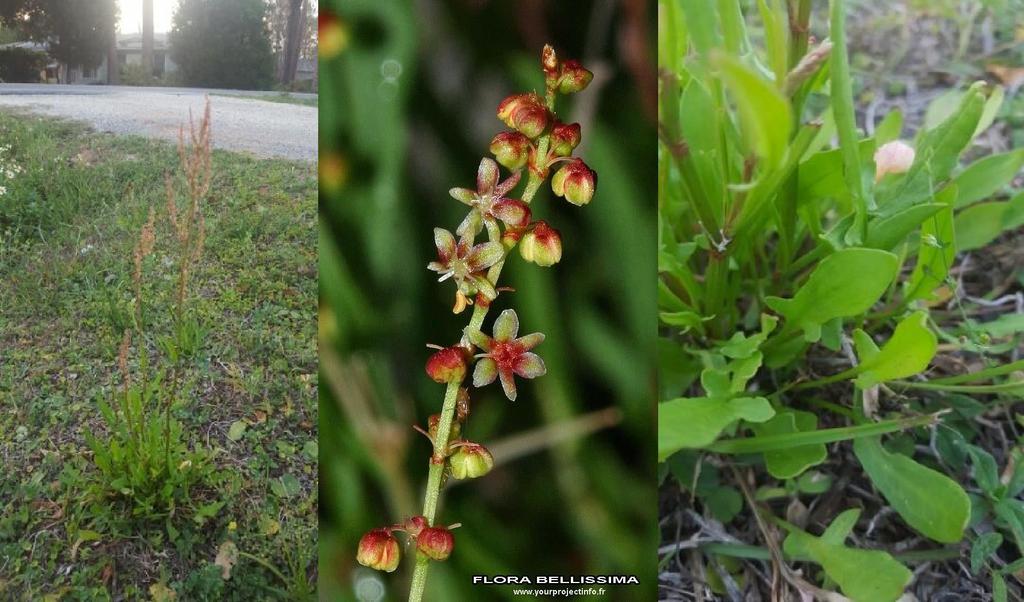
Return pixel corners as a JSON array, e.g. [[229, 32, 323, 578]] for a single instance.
[[494, 170, 522, 197], [476, 158, 500, 194], [515, 332, 545, 351], [433, 228, 456, 261], [466, 242, 504, 272], [491, 199, 530, 227], [498, 368, 517, 401], [513, 352, 546, 379]]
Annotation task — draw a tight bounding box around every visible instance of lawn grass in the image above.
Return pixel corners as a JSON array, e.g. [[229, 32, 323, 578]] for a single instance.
[[0, 110, 317, 599]]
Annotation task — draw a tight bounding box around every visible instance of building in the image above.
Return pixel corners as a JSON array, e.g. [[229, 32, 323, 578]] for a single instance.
[[0, 33, 177, 84]]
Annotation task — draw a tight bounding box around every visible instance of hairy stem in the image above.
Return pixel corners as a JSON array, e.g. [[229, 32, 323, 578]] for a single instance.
[[408, 380, 460, 602]]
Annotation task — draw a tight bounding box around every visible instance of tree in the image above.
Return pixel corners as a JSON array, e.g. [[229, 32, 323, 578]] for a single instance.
[[169, 0, 275, 90], [142, 0, 153, 78], [0, 0, 117, 76], [280, 0, 305, 85]]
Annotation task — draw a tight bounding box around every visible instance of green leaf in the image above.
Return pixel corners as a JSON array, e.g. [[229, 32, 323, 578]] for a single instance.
[[783, 524, 911, 602], [950, 148, 1024, 209], [875, 109, 903, 144], [784, 508, 861, 557], [975, 84, 1005, 138], [864, 203, 944, 251], [302, 441, 318, 461], [756, 0, 788, 85], [905, 184, 956, 302], [829, 0, 868, 241], [711, 51, 792, 168], [854, 436, 971, 543], [968, 445, 1001, 495], [227, 420, 247, 442], [270, 473, 302, 498], [852, 311, 937, 387], [752, 411, 826, 479], [971, 532, 1003, 574], [705, 486, 743, 523], [709, 413, 940, 454], [765, 248, 898, 341], [658, 396, 774, 460], [994, 571, 1008, 602], [954, 194, 1024, 252]]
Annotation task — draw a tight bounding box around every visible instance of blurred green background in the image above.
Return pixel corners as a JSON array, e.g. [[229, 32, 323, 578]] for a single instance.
[[319, 0, 657, 600]]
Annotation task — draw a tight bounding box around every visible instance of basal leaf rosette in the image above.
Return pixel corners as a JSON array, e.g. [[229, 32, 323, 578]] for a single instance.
[[470, 309, 546, 401]]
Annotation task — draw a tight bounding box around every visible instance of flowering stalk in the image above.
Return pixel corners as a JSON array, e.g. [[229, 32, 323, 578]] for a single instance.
[[356, 45, 596, 601]]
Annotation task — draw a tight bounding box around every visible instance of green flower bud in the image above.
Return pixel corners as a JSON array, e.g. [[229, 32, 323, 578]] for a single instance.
[[416, 526, 454, 561], [549, 122, 581, 157], [519, 221, 562, 267], [551, 158, 596, 206], [490, 131, 532, 170], [449, 442, 494, 479]]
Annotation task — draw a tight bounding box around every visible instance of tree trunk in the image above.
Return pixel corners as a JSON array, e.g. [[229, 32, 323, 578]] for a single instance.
[[107, 11, 119, 85], [142, 0, 154, 79], [280, 0, 305, 86]]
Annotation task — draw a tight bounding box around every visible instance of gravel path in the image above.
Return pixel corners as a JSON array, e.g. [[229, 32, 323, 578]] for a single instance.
[[0, 85, 317, 162]]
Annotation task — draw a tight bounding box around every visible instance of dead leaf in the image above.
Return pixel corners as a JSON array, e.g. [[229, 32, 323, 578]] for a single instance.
[[215, 540, 239, 580]]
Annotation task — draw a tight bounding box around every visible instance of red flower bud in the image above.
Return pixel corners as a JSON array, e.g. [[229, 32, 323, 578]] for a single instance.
[[489, 131, 531, 170], [425, 346, 468, 384], [403, 515, 428, 536], [427, 413, 461, 442], [519, 221, 562, 267], [496, 93, 549, 139], [556, 59, 593, 94], [416, 526, 454, 561], [549, 122, 581, 157], [551, 158, 596, 206], [449, 442, 494, 479], [356, 528, 401, 572]]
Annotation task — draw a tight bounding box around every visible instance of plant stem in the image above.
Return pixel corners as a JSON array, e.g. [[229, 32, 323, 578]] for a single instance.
[[408, 381, 460, 602], [890, 380, 1024, 394], [926, 359, 1024, 385]]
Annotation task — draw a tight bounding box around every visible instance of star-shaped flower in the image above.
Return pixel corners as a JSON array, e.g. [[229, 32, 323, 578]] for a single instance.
[[427, 228, 504, 300], [449, 158, 530, 237], [470, 309, 545, 401]]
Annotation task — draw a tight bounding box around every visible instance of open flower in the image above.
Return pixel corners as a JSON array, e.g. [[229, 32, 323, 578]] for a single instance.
[[470, 309, 546, 401], [427, 228, 504, 300], [450, 158, 531, 237]]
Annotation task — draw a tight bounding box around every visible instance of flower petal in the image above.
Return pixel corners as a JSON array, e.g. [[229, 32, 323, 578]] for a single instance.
[[456, 211, 483, 238], [472, 275, 497, 300], [466, 242, 504, 272], [491, 199, 530, 227], [433, 228, 456, 261], [498, 368, 517, 401], [467, 329, 493, 351], [494, 170, 522, 197], [476, 158, 499, 195], [427, 261, 447, 273], [513, 352, 546, 379], [473, 357, 498, 388], [449, 187, 478, 205], [515, 332, 545, 351], [492, 309, 519, 342]]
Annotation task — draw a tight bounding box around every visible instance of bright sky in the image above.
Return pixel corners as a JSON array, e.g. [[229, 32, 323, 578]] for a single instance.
[[118, 0, 178, 35]]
